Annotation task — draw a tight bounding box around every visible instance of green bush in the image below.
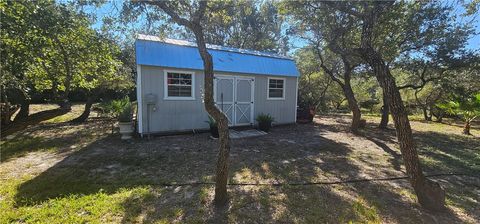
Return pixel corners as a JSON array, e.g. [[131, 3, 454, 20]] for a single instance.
[[118, 102, 132, 122], [205, 116, 217, 128], [256, 113, 274, 123], [95, 97, 130, 119]]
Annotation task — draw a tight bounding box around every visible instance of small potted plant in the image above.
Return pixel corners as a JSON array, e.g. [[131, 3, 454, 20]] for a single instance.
[[256, 113, 274, 132], [118, 101, 133, 140], [297, 105, 316, 123], [205, 116, 219, 138]]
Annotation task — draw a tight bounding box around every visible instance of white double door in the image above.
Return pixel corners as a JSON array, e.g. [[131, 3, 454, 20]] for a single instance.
[[214, 75, 254, 126]]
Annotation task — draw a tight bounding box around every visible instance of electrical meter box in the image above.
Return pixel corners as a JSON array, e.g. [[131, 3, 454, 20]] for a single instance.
[[145, 93, 157, 105]]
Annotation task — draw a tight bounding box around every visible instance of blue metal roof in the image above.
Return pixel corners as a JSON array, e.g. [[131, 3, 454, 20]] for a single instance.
[[135, 35, 299, 77]]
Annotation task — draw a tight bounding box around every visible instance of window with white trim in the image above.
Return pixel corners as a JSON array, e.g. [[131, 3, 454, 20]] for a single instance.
[[165, 72, 194, 99], [268, 78, 285, 99]]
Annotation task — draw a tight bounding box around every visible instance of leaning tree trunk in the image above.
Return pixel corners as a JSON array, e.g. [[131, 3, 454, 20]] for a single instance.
[[364, 52, 445, 211], [192, 28, 231, 206], [379, 91, 389, 129], [343, 83, 362, 133], [415, 90, 432, 121], [12, 90, 30, 122], [14, 101, 30, 122], [435, 115, 443, 123], [148, 0, 230, 207], [318, 49, 362, 133], [70, 96, 94, 123], [463, 121, 471, 135], [1, 107, 71, 138], [1, 102, 19, 127], [431, 108, 444, 123], [422, 107, 432, 121], [358, 5, 445, 210]]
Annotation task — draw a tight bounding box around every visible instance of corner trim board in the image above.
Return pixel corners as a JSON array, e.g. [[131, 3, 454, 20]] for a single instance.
[[137, 64, 143, 136]]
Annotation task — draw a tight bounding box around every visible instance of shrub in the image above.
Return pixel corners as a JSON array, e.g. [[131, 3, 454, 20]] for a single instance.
[[256, 113, 274, 123], [205, 116, 217, 128], [118, 102, 132, 122], [256, 113, 274, 132], [95, 97, 130, 119]]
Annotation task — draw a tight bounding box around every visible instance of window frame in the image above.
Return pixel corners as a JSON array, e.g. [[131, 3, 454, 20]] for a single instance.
[[163, 70, 196, 100], [267, 77, 286, 100]]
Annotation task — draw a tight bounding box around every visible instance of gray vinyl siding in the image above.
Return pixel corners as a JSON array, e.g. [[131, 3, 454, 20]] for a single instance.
[[254, 76, 297, 125], [139, 65, 297, 134]]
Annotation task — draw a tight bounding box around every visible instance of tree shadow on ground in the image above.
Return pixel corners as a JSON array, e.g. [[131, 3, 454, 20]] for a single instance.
[[12, 128, 223, 222], [12, 119, 476, 223], [363, 135, 403, 172], [349, 118, 480, 222], [357, 122, 403, 172], [360, 121, 480, 176], [0, 119, 112, 162], [414, 131, 480, 175], [412, 118, 480, 130], [224, 123, 467, 223]]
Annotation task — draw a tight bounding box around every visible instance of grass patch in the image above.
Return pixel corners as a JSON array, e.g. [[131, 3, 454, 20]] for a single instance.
[[0, 137, 57, 162], [350, 198, 381, 224], [0, 176, 157, 223], [44, 113, 77, 123], [398, 189, 417, 202]]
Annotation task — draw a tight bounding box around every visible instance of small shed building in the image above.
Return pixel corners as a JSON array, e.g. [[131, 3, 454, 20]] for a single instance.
[[135, 34, 299, 135]]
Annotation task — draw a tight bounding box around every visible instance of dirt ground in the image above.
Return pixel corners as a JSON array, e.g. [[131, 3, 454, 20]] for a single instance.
[[1, 105, 479, 223]]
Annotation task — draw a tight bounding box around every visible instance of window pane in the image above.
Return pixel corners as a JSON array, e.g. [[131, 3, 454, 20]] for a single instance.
[[179, 73, 191, 79], [167, 86, 178, 96], [167, 72, 193, 97], [269, 79, 284, 98], [269, 89, 283, 98], [168, 73, 192, 85], [168, 73, 179, 79], [276, 80, 284, 88], [178, 86, 192, 96], [269, 79, 284, 88], [168, 86, 191, 97], [179, 78, 191, 85], [168, 77, 179, 85]]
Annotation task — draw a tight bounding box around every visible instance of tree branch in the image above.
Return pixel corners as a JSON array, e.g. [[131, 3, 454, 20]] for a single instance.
[[141, 1, 193, 28], [315, 46, 345, 87]]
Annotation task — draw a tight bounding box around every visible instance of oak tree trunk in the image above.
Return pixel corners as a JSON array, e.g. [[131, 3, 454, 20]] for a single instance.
[[14, 101, 30, 122], [432, 109, 444, 123], [1, 102, 19, 127], [423, 107, 432, 121], [144, 0, 231, 208], [343, 83, 362, 133], [362, 52, 445, 211], [379, 91, 389, 129], [375, 60, 445, 210], [318, 49, 362, 133], [70, 96, 94, 123], [436, 116, 443, 123], [192, 27, 231, 207], [463, 121, 471, 135], [359, 5, 445, 210]]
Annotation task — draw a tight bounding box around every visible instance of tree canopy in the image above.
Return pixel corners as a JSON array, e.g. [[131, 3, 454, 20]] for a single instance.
[[1, 0, 132, 134]]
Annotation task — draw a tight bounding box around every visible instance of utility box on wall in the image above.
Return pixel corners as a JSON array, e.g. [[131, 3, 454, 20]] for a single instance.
[[145, 93, 157, 105]]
